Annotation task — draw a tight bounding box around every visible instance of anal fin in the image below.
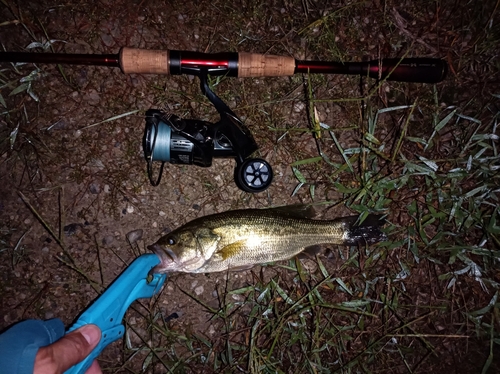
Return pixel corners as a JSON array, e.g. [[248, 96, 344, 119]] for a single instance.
[[296, 245, 322, 259]]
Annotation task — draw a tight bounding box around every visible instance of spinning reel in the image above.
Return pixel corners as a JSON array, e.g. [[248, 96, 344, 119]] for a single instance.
[[143, 72, 273, 193]]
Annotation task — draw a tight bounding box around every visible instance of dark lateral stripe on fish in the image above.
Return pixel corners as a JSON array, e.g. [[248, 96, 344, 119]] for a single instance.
[[343, 214, 387, 245]]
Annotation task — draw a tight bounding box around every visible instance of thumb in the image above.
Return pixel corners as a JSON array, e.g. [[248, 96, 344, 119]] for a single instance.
[[34, 324, 102, 374]]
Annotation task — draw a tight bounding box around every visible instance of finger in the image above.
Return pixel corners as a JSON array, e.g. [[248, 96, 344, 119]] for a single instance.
[[85, 359, 103, 374], [34, 324, 101, 374]]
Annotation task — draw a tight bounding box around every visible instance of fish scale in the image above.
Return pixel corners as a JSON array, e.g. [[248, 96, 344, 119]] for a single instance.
[[148, 207, 387, 274]]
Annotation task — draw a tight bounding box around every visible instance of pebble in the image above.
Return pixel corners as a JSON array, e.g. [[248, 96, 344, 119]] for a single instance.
[[89, 183, 100, 194], [126, 205, 134, 214], [102, 235, 114, 245], [126, 229, 143, 244], [194, 285, 204, 295], [208, 325, 216, 335], [64, 223, 82, 236], [100, 33, 114, 47], [232, 294, 243, 301], [294, 102, 305, 112], [85, 89, 100, 105]]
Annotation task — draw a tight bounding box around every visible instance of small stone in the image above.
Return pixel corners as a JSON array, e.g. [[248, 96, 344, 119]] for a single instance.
[[85, 89, 100, 105], [89, 183, 100, 194], [44, 311, 54, 320], [194, 285, 204, 295], [159, 211, 166, 216], [293, 102, 305, 112], [102, 235, 114, 245], [42, 247, 49, 253], [126, 205, 134, 214], [126, 229, 143, 244], [64, 223, 82, 236], [104, 184, 110, 193], [100, 33, 114, 47]]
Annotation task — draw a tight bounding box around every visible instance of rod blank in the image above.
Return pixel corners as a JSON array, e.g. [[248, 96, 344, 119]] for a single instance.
[[0, 47, 447, 83]]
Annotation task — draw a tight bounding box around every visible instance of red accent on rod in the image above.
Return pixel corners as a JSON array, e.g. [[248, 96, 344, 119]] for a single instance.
[[180, 58, 229, 67], [295, 60, 350, 75]]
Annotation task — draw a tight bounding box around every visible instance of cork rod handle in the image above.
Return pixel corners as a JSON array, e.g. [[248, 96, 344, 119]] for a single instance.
[[238, 53, 296, 77], [119, 47, 297, 77], [119, 47, 170, 74]]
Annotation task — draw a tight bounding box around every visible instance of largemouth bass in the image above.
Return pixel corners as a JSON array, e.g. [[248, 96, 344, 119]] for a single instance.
[[148, 206, 386, 274]]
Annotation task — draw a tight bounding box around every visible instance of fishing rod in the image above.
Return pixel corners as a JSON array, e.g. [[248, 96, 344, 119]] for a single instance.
[[0, 47, 447, 83], [0, 48, 447, 193]]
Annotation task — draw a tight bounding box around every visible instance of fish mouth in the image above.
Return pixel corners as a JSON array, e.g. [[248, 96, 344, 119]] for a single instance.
[[148, 243, 179, 271]]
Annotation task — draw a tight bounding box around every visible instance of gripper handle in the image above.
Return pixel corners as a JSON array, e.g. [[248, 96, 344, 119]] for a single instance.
[[64, 254, 167, 374]]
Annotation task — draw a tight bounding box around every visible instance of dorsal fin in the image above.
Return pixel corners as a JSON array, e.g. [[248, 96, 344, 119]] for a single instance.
[[265, 204, 316, 219]]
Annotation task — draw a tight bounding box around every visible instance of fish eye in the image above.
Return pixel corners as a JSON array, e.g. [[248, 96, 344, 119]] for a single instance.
[[167, 237, 176, 245]]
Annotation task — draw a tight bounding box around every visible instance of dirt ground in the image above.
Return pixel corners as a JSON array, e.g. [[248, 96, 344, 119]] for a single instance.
[[1, 0, 499, 373]]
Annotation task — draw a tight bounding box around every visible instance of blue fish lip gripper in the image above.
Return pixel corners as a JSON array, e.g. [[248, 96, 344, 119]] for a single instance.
[[64, 253, 167, 374]]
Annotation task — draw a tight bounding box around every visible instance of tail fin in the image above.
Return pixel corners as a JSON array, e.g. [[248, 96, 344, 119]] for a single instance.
[[343, 214, 387, 245]]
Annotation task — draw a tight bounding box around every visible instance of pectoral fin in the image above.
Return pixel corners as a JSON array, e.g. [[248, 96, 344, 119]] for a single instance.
[[216, 240, 247, 260]]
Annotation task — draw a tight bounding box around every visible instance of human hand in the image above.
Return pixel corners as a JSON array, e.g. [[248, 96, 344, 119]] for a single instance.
[[34, 324, 102, 374]]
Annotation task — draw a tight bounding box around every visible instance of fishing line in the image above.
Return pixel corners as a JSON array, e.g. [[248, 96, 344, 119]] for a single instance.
[[144, 117, 171, 186], [149, 119, 172, 162]]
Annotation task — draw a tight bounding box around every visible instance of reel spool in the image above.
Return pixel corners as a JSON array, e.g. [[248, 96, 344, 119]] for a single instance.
[[143, 109, 273, 193]]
